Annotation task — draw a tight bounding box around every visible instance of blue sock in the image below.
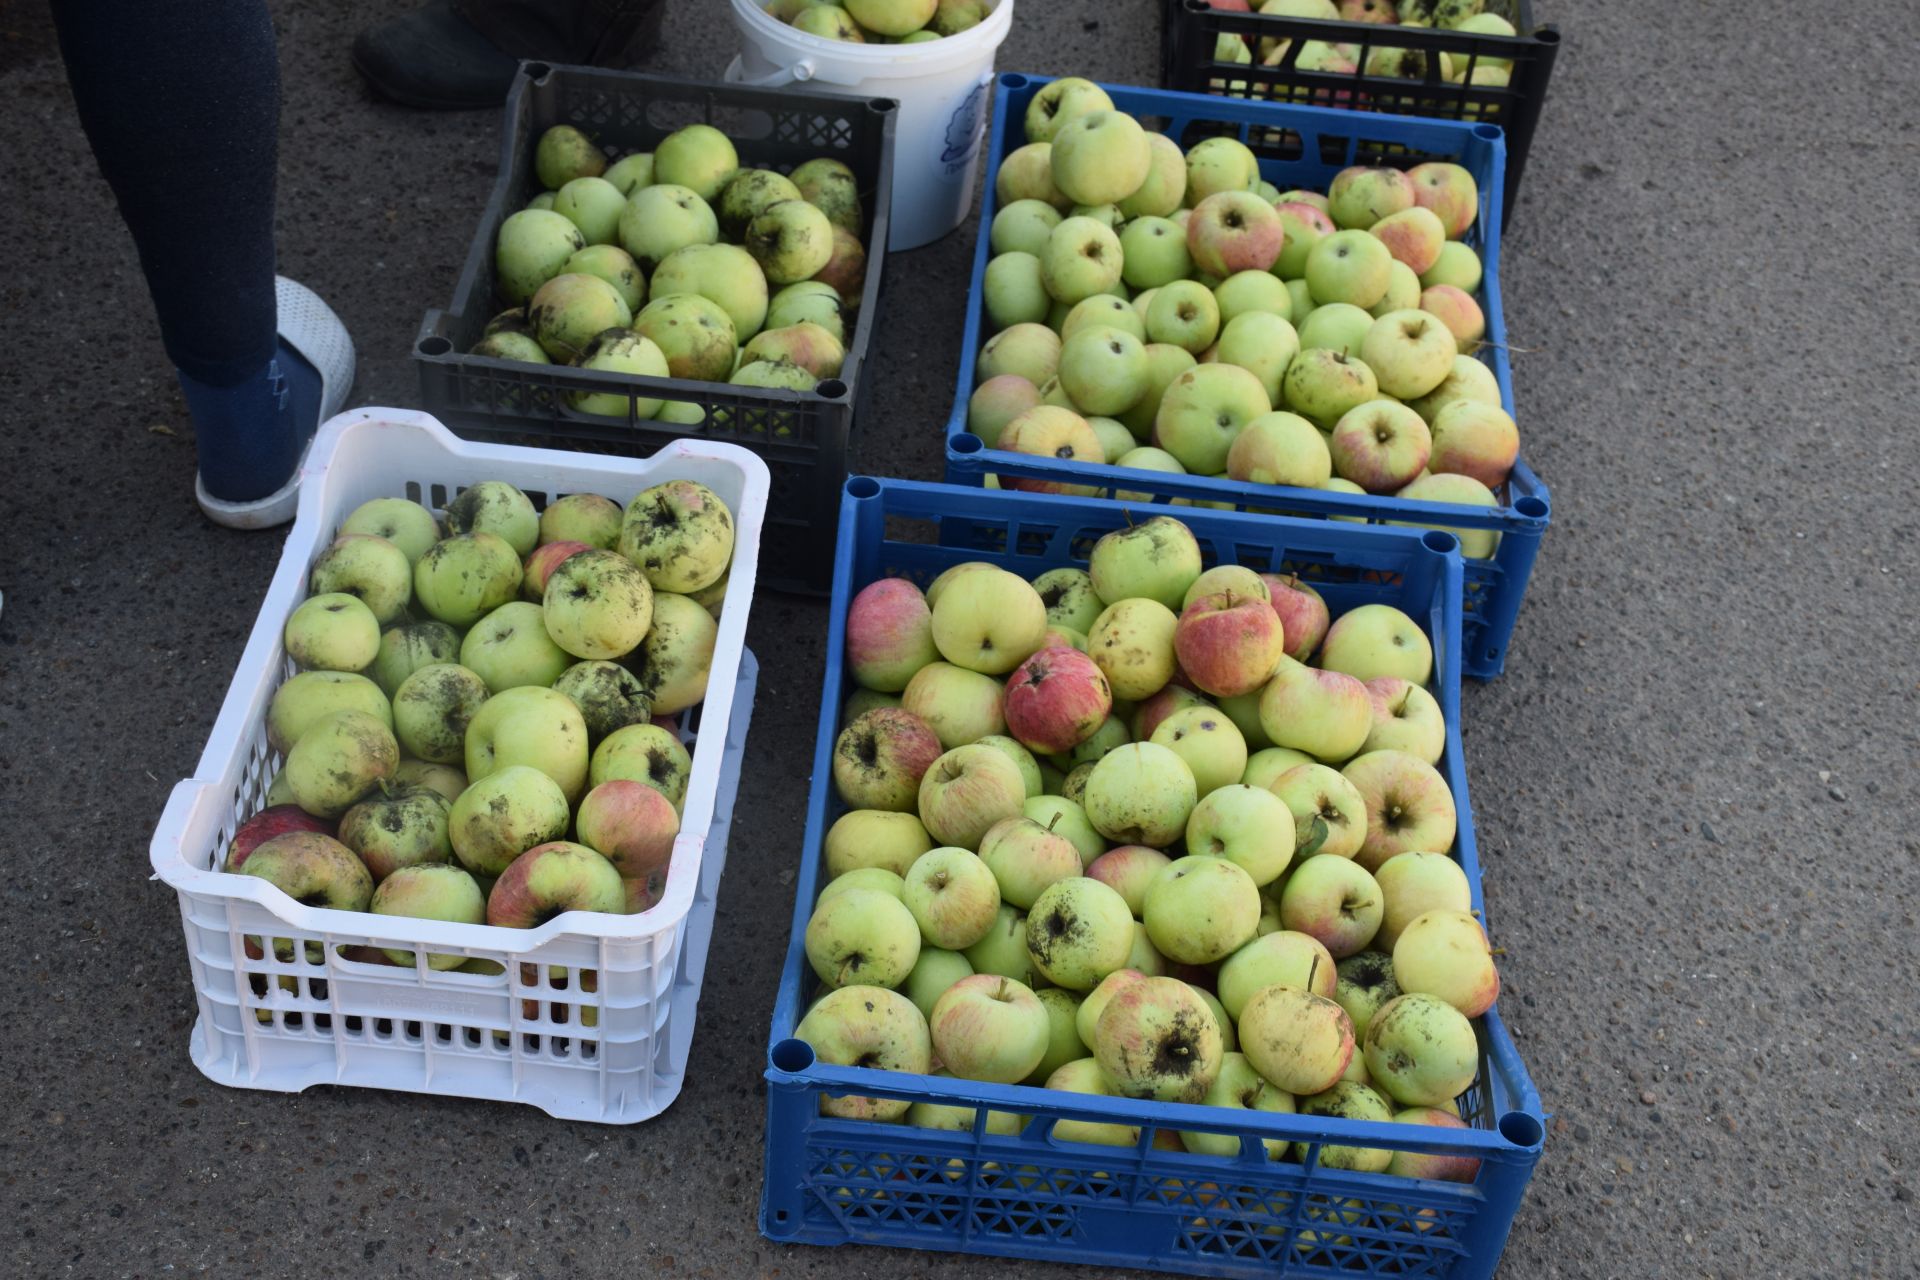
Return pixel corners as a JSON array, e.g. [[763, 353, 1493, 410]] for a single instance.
[[179, 337, 323, 503]]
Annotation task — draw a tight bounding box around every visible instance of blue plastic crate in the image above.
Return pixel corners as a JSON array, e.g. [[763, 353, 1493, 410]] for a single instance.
[[760, 478, 1545, 1279], [945, 74, 1551, 680]]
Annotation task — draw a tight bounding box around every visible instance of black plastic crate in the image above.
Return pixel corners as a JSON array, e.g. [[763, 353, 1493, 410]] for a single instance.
[[413, 62, 896, 595], [1160, 0, 1559, 217]]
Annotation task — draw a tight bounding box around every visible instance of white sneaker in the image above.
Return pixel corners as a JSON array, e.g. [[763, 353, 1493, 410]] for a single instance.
[[195, 277, 357, 530]]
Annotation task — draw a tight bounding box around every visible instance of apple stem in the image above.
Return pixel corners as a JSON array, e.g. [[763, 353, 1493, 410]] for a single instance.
[[1046, 812, 1062, 834], [1308, 952, 1321, 991]]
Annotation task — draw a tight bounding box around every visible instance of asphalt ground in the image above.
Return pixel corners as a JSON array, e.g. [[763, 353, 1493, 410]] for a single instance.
[[2, 1, 1917, 1276]]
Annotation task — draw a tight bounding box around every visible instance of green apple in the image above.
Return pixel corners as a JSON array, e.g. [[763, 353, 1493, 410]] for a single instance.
[[527, 272, 632, 362], [1370, 205, 1446, 277], [1143, 853, 1259, 964], [1242, 745, 1316, 790], [340, 497, 439, 564], [1360, 677, 1447, 764], [1117, 132, 1188, 219], [1027, 986, 1089, 1083], [1185, 783, 1295, 886], [1149, 706, 1248, 797], [568, 331, 668, 418], [467, 685, 590, 802], [589, 721, 689, 811], [1023, 794, 1103, 867], [929, 974, 1051, 1083], [284, 593, 380, 673], [650, 123, 737, 202], [1083, 742, 1197, 848], [902, 947, 974, 1022], [963, 903, 1040, 987], [1279, 853, 1384, 956], [1087, 513, 1201, 609], [1085, 845, 1171, 915], [534, 124, 604, 189], [1116, 344, 1197, 439], [1184, 135, 1259, 203], [844, 0, 935, 35], [1118, 216, 1192, 289], [1044, 1057, 1139, 1146], [1058, 326, 1149, 417], [1187, 190, 1285, 277], [618, 479, 733, 594], [1214, 313, 1300, 404], [310, 534, 412, 626], [285, 709, 398, 819], [496, 208, 585, 305], [1258, 657, 1373, 762], [1305, 229, 1395, 308], [1050, 110, 1151, 207], [459, 602, 571, 692], [1327, 166, 1416, 230], [1364, 991, 1478, 1106], [1024, 77, 1114, 144], [552, 175, 626, 246], [716, 168, 802, 240], [995, 141, 1070, 211], [745, 199, 835, 284], [992, 198, 1065, 257], [1393, 907, 1498, 1015], [539, 548, 653, 660], [265, 670, 390, 754], [392, 662, 491, 765], [1297, 302, 1375, 358], [1282, 349, 1379, 429], [918, 745, 1028, 849], [1296, 1080, 1395, 1171], [1270, 761, 1369, 860], [1332, 948, 1401, 1038], [1143, 279, 1220, 354], [825, 809, 934, 878], [1361, 309, 1457, 399], [901, 661, 1006, 747], [369, 621, 461, 697], [1321, 603, 1434, 685], [1373, 851, 1470, 952], [1060, 294, 1144, 344], [340, 783, 453, 883], [1394, 473, 1501, 559], [1040, 215, 1125, 305], [1225, 409, 1330, 488], [651, 243, 768, 341], [793, 985, 931, 1122], [1213, 269, 1292, 324], [413, 532, 522, 628], [603, 151, 653, 196], [807, 885, 921, 988], [1180, 1051, 1294, 1157], [765, 279, 846, 342], [1153, 361, 1270, 475], [789, 156, 863, 233], [1419, 240, 1482, 293], [371, 865, 484, 966], [1408, 353, 1501, 422], [1025, 876, 1134, 990], [1428, 397, 1518, 488], [564, 243, 645, 312], [553, 660, 655, 743], [930, 565, 1047, 675], [632, 293, 737, 383], [976, 322, 1062, 387], [903, 846, 1002, 948], [984, 251, 1049, 328], [236, 830, 372, 913], [618, 183, 719, 271], [1237, 982, 1354, 1095]]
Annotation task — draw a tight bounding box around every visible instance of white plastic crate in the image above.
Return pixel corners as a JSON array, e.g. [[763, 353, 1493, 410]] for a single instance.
[[149, 408, 768, 1122]]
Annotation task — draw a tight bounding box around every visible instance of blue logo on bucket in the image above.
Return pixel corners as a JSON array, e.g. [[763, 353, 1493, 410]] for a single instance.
[[939, 80, 987, 177]]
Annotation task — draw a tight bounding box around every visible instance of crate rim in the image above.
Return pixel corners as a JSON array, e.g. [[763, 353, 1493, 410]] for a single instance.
[[764, 474, 1544, 1165], [1170, 0, 1562, 51], [149, 407, 771, 951]]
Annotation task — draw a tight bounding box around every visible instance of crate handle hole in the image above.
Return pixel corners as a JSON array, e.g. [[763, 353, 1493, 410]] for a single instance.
[[868, 98, 898, 114], [1535, 27, 1561, 45], [417, 336, 454, 357], [845, 476, 881, 500], [1514, 495, 1548, 519], [1499, 1111, 1545, 1148], [817, 377, 850, 401], [522, 61, 552, 82], [1474, 124, 1503, 141], [1000, 73, 1029, 89], [770, 1037, 816, 1072], [1422, 530, 1459, 555], [950, 432, 983, 456]]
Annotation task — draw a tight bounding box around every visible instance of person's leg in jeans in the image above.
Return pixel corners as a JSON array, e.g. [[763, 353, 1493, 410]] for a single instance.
[[353, 0, 666, 110], [51, 0, 353, 527]]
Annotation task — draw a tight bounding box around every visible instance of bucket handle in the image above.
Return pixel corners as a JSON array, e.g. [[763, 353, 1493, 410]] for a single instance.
[[723, 54, 816, 88]]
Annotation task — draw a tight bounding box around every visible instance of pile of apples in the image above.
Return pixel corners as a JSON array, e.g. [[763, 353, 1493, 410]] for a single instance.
[[762, 0, 994, 43], [225, 477, 736, 966], [478, 121, 866, 415], [795, 513, 1500, 1177], [970, 79, 1519, 556], [1204, 0, 1526, 105]]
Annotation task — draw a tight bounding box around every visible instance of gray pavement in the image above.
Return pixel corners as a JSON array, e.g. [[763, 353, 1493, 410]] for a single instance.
[[2, 0, 1917, 1276]]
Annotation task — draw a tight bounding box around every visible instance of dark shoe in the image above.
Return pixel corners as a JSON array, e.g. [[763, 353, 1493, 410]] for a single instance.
[[351, 0, 521, 110]]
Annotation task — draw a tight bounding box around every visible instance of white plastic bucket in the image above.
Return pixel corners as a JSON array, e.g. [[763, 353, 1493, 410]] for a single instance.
[[725, 0, 1014, 251]]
